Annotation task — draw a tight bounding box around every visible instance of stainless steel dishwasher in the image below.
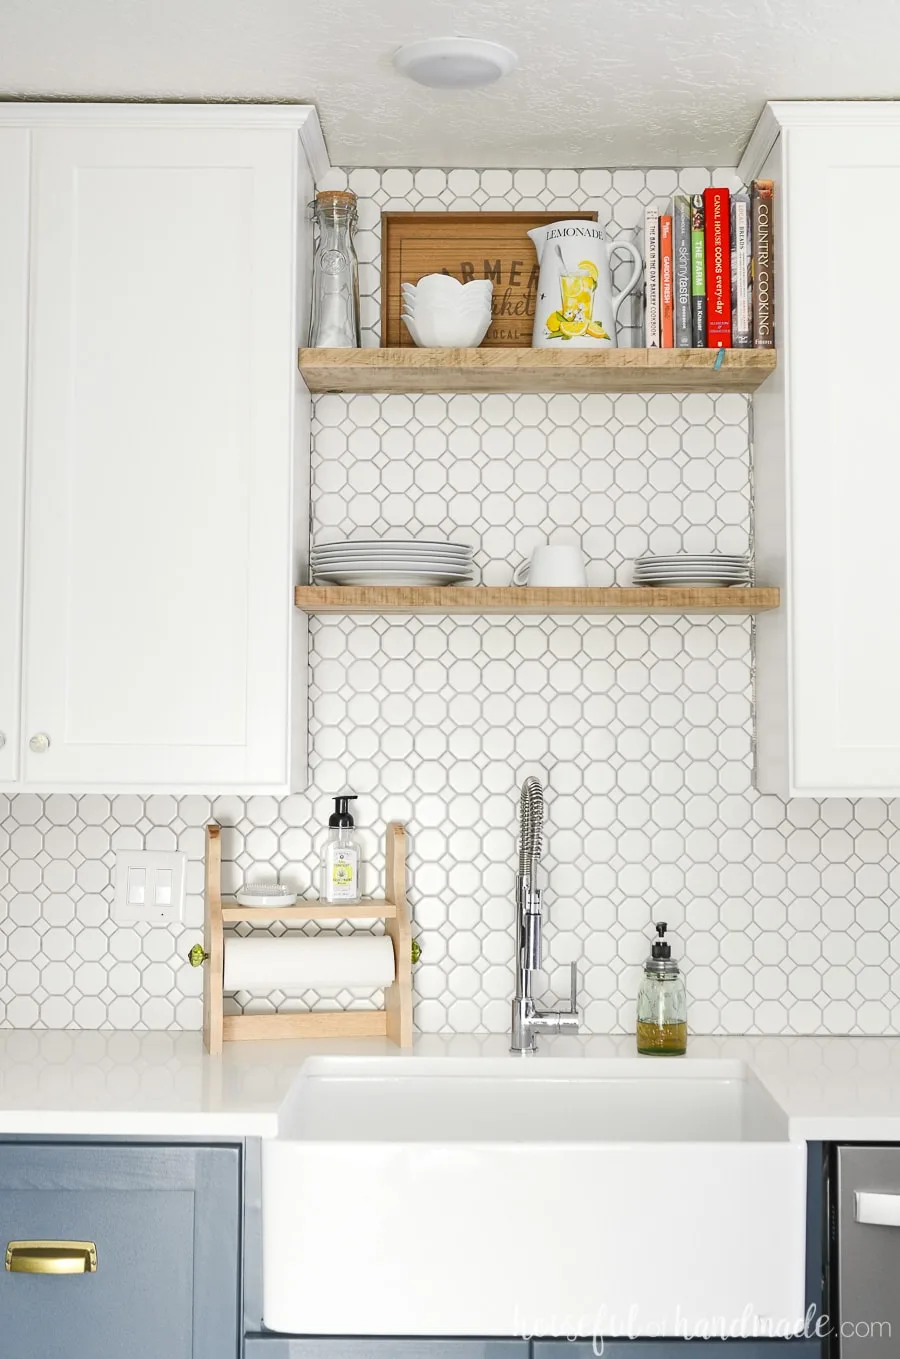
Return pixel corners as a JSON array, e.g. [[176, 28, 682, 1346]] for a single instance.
[[835, 1147, 900, 1355]]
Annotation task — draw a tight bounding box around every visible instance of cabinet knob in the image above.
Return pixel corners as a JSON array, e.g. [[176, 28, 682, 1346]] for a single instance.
[[0, 732, 5, 750], [29, 733, 50, 754]]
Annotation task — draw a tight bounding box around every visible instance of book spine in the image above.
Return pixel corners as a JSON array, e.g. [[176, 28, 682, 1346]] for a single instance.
[[673, 194, 692, 348], [660, 213, 674, 348], [751, 179, 775, 348], [703, 186, 732, 348], [731, 193, 752, 348], [643, 206, 660, 347], [690, 194, 707, 346]]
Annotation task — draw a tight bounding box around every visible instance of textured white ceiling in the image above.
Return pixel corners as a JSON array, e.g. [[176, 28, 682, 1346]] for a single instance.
[[1, 0, 897, 167]]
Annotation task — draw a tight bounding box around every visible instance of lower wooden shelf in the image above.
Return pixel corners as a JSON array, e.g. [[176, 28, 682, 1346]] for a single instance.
[[294, 585, 779, 616]]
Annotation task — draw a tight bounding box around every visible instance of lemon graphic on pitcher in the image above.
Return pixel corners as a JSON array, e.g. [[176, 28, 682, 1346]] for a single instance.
[[556, 260, 602, 339], [527, 222, 643, 349]]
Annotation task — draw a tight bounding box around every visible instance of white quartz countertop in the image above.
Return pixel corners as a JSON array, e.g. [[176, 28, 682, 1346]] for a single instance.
[[1, 1029, 900, 1141]]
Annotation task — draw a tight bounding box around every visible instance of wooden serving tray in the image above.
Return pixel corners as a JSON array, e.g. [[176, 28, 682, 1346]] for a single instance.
[[380, 210, 597, 348]]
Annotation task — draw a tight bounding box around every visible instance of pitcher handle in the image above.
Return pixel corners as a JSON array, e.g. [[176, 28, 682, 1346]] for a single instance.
[[609, 242, 643, 320]]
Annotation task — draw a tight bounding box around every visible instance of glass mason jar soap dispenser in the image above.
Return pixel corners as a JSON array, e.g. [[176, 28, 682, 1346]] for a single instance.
[[320, 795, 363, 904], [636, 922, 687, 1056], [309, 189, 361, 348]]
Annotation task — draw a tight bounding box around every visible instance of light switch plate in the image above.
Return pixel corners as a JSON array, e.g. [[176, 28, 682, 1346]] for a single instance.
[[113, 850, 186, 924]]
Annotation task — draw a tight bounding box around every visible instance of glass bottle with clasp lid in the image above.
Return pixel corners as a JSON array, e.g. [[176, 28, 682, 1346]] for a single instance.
[[309, 189, 361, 348]]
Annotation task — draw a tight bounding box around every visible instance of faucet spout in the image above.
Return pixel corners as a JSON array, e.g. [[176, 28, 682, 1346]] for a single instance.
[[517, 776, 544, 889], [510, 778, 581, 1054]]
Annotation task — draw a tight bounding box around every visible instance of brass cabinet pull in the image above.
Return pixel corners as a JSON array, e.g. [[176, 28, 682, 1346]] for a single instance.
[[5, 1240, 97, 1274]]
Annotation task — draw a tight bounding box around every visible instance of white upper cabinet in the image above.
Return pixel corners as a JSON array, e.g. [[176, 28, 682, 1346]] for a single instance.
[[745, 102, 900, 795], [0, 106, 325, 791]]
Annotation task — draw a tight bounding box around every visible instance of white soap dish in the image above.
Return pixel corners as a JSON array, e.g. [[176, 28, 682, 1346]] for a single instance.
[[235, 882, 298, 908]]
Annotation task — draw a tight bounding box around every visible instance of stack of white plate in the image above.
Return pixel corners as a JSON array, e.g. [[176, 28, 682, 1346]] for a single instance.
[[311, 538, 473, 587], [633, 554, 751, 587]]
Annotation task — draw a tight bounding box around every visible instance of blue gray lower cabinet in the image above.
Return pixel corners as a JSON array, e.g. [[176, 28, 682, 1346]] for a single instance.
[[0, 1142, 241, 1359]]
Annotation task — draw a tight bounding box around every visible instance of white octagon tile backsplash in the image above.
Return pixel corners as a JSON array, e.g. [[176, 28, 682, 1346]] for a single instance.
[[312, 390, 750, 579], [3, 166, 900, 1036]]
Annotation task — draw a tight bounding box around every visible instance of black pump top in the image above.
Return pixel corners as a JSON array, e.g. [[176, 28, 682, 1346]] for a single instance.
[[328, 795, 357, 828], [651, 921, 672, 960]]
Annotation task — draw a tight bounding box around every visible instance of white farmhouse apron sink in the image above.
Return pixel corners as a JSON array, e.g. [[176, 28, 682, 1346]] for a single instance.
[[261, 1056, 807, 1337]]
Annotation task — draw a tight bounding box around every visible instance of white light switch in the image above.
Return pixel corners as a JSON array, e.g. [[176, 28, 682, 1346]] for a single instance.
[[126, 867, 146, 904], [113, 851, 186, 924]]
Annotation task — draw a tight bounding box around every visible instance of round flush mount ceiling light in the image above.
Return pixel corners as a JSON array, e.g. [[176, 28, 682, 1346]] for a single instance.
[[393, 37, 518, 89]]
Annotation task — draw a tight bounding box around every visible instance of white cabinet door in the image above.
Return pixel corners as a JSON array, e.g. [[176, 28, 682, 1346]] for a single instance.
[[752, 106, 900, 794], [0, 129, 30, 784], [788, 124, 900, 794], [22, 126, 306, 790], [755, 111, 900, 799]]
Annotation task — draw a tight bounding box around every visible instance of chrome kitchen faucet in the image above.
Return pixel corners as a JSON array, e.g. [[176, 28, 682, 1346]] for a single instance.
[[510, 776, 581, 1053]]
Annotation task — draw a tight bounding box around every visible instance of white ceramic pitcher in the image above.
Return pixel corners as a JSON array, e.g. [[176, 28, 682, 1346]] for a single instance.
[[527, 219, 642, 349]]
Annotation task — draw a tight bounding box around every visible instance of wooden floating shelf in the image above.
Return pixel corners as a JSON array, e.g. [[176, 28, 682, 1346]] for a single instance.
[[221, 899, 396, 922], [298, 346, 776, 395], [295, 585, 780, 616]]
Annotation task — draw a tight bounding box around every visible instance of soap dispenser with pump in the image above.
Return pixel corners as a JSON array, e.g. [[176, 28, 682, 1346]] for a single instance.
[[320, 795, 362, 905], [636, 922, 687, 1056]]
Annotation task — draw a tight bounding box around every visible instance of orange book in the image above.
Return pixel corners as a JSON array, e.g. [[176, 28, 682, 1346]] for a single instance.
[[659, 214, 674, 348]]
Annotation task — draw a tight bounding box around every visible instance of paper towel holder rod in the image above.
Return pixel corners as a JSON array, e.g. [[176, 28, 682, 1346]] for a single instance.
[[195, 821, 413, 1055]]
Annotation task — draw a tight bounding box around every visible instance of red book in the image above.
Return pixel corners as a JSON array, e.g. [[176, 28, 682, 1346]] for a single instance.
[[703, 187, 732, 347], [659, 214, 674, 348]]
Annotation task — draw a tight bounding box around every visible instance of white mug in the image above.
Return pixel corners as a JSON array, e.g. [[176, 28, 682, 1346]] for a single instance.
[[512, 544, 587, 587]]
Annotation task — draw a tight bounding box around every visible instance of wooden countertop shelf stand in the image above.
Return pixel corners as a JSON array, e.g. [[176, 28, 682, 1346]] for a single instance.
[[196, 822, 412, 1054]]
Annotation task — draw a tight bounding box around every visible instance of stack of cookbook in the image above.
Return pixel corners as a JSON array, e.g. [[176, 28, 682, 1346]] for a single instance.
[[643, 182, 774, 351]]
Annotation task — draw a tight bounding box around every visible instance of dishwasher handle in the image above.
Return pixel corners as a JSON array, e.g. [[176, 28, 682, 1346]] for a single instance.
[[855, 1191, 900, 1227]]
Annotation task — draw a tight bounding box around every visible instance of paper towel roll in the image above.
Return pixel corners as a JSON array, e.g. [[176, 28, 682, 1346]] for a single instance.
[[223, 934, 395, 991]]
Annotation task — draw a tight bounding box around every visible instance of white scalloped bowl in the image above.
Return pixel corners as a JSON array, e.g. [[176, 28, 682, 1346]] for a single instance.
[[402, 310, 492, 348], [403, 275, 493, 305], [401, 293, 491, 309]]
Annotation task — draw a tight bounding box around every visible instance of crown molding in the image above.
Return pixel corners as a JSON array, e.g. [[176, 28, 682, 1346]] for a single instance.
[[740, 100, 900, 180], [738, 104, 781, 182], [0, 101, 331, 177], [295, 107, 330, 182]]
